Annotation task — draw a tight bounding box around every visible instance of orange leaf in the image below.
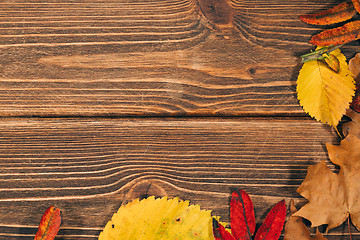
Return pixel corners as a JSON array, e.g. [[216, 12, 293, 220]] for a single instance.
[[300, 2, 356, 25], [322, 53, 340, 72], [352, 0, 360, 13], [310, 20, 360, 46], [34, 206, 61, 240]]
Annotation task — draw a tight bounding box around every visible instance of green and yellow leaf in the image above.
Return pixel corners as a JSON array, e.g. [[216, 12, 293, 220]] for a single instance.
[[297, 47, 355, 127], [98, 196, 217, 240]]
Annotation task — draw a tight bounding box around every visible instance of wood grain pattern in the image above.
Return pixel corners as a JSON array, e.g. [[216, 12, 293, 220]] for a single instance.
[[0, 0, 358, 117], [0, 118, 352, 239]]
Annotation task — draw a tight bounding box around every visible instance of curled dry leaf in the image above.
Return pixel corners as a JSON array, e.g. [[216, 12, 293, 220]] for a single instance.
[[349, 53, 360, 82], [284, 200, 327, 240], [34, 206, 61, 240], [348, 53, 360, 113], [295, 134, 360, 232], [342, 108, 360, 138]]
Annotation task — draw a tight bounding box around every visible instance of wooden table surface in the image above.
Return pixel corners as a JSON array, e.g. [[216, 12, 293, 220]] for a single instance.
[[0, 0, 358, 239]]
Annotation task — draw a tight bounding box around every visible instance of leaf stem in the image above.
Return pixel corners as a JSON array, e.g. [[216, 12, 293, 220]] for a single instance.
[[301, 44, 343, 63], [348, 217, 352, 240]]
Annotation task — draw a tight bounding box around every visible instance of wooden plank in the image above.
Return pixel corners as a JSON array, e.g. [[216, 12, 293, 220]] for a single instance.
[[0, 117, 352, 239], [0, 0, 357, 117]]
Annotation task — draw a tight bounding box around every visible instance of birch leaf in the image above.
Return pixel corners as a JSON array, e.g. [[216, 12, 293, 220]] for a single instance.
[[297, 47, 355, 126], [294, 134, 360, 232], [98, 196, 215, 240]]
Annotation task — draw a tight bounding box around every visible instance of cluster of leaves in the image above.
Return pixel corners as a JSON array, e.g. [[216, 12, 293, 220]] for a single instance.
[[212, 190, 286, 240], [300, 0, 360, 46], [296, 0, 360, 128]]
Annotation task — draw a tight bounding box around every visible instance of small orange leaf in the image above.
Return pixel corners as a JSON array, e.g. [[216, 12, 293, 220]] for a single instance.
[[310, 20, 360, 46], [352, 0, 360, 13], [300, 2, 356, 25], [34, 206, 61, 240], [322, 53, 340, 72]]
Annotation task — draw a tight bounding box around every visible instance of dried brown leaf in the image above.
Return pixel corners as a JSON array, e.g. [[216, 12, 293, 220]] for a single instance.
[[285, 200, 327, 240], [295, 134, 360, 232], [343, 108, 360, 138]]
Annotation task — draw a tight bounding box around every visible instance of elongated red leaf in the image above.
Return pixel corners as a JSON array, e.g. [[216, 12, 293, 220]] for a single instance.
[[310, 20, 360, 46], [254, 200, 286, 240], [230, 189, 256, 240], [34, 206, 61, 240], [352, 0, 360, 13], [212, 218, 235, 240], [300, 1, 356, 25]]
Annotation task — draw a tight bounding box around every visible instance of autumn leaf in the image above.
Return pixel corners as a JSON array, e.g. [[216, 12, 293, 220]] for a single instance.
[[300, 1, 356, 25], [349, 53, 360, 82], [348, 53, 360, 113], [310, 20, 360, 46], [99, 196, 217, 240], [297, 47, 355, 127], [352, 0, 360, 14], [294, 134, 360, 232], [284, 200, 327, 240], [34, 206, 61, 240], [213, 219, 234, 240], [230, 190, 255, 239], [342, 108, 360, 138], [322, 53, 340, 73], [255, 200, 286, 240], [213, 189, 286, 240]]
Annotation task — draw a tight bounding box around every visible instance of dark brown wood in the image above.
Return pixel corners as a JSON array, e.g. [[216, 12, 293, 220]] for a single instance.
[[0, 0, 356, 117], [0, 118, 350, 239]]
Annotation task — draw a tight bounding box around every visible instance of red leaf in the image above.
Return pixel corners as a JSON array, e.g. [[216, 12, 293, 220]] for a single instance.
[[351, 86, 360, 113], [254, 200, 286, 240], [212, 218, 235, 240], [300, 1, 356, 25], [352, 0, 360, 14], [34, 206, 61, 240], [310, 20, 360, 46], [230, 189, 256, 240]]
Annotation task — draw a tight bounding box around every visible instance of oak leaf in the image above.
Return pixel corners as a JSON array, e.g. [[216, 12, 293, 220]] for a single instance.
[[297, 47, 355, 127], [295, 134, 360, 232], [98, 196, 216, 240], [34, 206, 61, 240], [284, 200, 327, 240]]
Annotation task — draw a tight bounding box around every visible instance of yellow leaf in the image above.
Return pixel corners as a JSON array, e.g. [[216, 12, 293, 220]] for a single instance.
[[297, 47, 355, 126], [98, 196, 216, 240]]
